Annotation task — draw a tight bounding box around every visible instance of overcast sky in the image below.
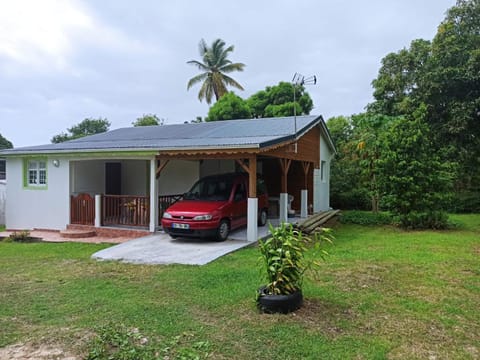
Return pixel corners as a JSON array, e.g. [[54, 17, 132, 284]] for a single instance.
[[1, 0, 456, 147]]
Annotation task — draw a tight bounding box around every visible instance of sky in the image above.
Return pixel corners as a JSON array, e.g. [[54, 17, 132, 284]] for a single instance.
[[0, 0, 456, 148]]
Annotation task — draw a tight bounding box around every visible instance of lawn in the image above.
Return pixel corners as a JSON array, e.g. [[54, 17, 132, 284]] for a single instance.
[[0, 214, 479, 359]]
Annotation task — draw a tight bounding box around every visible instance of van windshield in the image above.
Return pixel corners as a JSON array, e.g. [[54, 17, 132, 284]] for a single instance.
[[184, 177, 233, 201]]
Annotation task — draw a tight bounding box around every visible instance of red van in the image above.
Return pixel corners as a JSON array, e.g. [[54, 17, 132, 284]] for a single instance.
[[161, 173, 269, 241]]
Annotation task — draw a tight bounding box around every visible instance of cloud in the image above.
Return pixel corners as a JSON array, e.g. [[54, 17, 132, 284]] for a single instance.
[[0, 0, 150, 74]]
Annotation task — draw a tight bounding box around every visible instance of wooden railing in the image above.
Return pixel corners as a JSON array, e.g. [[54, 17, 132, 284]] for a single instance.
[[70, 193, 184, 228], [102, 195, 150, 227], [71, 193, 95, 225], [158, 194, 183, 221]]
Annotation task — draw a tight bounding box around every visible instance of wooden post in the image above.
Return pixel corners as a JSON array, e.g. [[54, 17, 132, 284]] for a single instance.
[[278, 158, 291, 193], [301, 161, 311, 189]]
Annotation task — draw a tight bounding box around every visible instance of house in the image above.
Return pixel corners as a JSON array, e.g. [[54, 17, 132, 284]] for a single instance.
[[0, 115, 336, 242]]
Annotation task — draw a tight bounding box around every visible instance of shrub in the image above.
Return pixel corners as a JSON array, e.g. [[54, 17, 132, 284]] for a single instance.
[[8, 230, 38, 243], [398, 211, 450, 230], [449, 191, 480, 213], [258, 223, 333, 295]]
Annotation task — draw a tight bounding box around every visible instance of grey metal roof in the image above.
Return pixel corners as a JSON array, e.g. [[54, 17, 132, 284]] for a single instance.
[[2, 115, 334, 155]]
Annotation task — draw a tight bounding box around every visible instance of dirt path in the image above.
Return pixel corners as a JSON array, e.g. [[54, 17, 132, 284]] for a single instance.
[[0, 343, 78, 360]]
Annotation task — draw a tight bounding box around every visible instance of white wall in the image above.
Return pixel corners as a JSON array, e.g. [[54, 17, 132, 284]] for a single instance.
[[70, 160, 104, 195], [122, 160, 148, 195], [6, 157, 70, 230], [313, 134, 333, 212], [200, 159, 235, 177], [158, 160, 199, 196], [0, 180, 6, 225]]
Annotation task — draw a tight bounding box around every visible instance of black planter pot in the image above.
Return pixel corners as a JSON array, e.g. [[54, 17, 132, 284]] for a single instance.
[[257, 286, 303, 314]]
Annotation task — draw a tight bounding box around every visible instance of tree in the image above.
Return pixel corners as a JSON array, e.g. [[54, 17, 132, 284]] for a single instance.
[[187, 38, 245, 104], [354, 113, 396, 212], [369, 39, 431, 116], [328, 116, 370, 210], [0, 133, 13, 149], [51, 118, 111, 143], [132, 114, 162, 127], [379, 105, 453, 228], [206, 92, 251, 121], [423, 0, 480, 205], [247, 82, 313, 118], [369, 0, 480, 212]]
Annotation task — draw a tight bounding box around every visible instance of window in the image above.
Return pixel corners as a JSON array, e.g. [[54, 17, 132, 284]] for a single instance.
[[0, 159, 5, 180], [26, 160, 47, 187], [320, 160, 327, 182]]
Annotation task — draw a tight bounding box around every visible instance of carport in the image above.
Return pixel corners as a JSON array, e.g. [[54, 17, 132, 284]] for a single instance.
[[147, 115, 336, 242]]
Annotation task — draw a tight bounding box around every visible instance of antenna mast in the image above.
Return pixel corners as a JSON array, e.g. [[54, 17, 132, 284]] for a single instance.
[[291, 73, 317, 152]]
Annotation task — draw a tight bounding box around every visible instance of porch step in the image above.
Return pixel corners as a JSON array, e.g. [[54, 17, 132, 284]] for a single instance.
[[60, 229, 97, 239]]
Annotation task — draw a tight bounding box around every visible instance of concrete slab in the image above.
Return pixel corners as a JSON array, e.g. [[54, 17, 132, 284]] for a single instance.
[[91, 217, 303, 266], [91, 232, 254, 265], [229, 217, 302, 241]]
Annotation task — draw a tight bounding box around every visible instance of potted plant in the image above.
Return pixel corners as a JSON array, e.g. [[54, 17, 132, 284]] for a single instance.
[[256, 222, 333, 314]]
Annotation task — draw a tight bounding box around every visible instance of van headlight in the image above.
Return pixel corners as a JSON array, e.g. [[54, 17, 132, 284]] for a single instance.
[[163, 212, 172, 219], [193, 214, 212, 221]]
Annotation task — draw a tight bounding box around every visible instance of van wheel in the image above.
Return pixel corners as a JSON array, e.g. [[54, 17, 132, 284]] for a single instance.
[[258, 209, 268, 226], [216, 220, 230, 242]]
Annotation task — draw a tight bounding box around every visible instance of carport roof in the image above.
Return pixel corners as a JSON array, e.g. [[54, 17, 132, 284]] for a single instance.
[[1, 115, 335, 155]]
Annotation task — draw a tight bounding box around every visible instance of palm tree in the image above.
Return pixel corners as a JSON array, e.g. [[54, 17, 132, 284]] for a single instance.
[[187, 39, 245, 104]]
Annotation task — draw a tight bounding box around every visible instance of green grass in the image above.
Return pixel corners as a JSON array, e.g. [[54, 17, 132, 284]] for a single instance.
[[1, 214, 479, 359]]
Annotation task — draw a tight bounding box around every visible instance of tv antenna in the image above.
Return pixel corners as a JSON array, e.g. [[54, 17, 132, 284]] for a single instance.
[[291, 73, 317, 152]]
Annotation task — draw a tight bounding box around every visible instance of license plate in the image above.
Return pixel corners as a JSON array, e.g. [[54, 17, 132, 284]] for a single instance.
[[173, 223, 189, 229]]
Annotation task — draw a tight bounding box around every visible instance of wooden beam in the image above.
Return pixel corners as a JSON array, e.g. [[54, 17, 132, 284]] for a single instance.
[[278, 158, 292, 193], [156, 149, 259, 160], [301, 161, 311, 189], [235, 158, 257, 197], [155, 159, 170, 179], [235, 159, 250, 174]]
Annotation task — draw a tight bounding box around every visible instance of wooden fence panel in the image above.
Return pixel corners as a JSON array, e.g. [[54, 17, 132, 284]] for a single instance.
[[102, 195, 149, 227], [70, 193, 95, 225]]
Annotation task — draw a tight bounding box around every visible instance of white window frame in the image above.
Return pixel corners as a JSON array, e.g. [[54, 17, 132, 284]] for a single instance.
[[27, 160, 47, 187]]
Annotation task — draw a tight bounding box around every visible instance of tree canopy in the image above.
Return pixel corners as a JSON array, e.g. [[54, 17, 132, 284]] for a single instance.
[[187, 38, 245, 104], [206, 92, 251, 121], [132, 114, 162, 127], [204, 81, 314, 121], [51, 118, 111, 143], [0, 133, 13, 149], [247, 82, 313, 118]]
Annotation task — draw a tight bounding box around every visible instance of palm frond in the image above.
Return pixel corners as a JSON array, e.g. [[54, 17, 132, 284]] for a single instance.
[[221, 74, 245, 91], [198, 76, 214, 104], [186, 60, 209, 71], [187, 72, 208, 89], [219, 62, 245, 73], [198, 38, 208, 56]]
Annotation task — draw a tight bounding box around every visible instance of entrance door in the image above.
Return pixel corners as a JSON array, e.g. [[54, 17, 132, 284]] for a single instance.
[[105, 162, 121, 195]]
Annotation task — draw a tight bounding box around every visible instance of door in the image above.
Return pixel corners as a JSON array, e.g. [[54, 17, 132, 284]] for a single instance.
[[230, 180, 248, 229], [105, 162, 121, 195]]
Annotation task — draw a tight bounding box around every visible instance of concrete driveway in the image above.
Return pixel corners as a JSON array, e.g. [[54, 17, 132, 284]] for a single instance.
[[91, 232, 255, 265], [91, 218, 300, 266]]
